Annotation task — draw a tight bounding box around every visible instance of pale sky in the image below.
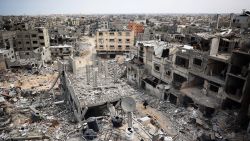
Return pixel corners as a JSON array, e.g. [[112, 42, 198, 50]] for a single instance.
[[0, 0, 249, 15]]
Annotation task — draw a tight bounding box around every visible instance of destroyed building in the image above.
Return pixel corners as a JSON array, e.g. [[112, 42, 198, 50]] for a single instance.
[[127, 30, 250, 133], [1, 27, 51, 68], [49, 44, 73, 60], [0, 31, 16, 66], [58, 59, 133, 122]]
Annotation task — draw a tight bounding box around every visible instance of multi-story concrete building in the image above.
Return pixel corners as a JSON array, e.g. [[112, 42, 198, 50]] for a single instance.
[[127, 30, 250, 122], [232, 10, 250, 29], [96, 29, 134, 58], [10, 27, 51, 67], [15, 27, 50, 52], [137, 27, 155, 41], [127, 40, 181, 99]]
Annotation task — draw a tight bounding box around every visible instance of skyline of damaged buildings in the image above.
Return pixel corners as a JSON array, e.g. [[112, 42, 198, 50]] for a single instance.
[[0, 7, 250, 141]]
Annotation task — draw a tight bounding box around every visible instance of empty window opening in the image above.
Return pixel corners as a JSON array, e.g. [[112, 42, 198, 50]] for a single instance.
[[188, 74, 205, 88], [162, 49, 169, 58], [182, 96, 194, 108], [206, 59, 228, 80], [193, 58, 202, 66], [209, 82, 220, 93], [201, 106, 215, 118], [219, 39, 230, 53], [222, 98, 241, 110], [175, 56, 189, 69], [225, 76, 244, 100], [165, 70, 171, 76], [169, 94, 178, 105], [110, 54, 116, 58], [154, 63, 160, 72], [230, 52, 250, 77], [173, 73, 187, 89]]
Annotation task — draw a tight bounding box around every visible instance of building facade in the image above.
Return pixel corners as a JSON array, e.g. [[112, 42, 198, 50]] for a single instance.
[[127, 31, 250, 123], [96, 30, 134, 58]]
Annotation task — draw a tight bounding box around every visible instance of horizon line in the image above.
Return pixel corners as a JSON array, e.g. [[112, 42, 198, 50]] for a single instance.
[[0, 12, 241, 16]]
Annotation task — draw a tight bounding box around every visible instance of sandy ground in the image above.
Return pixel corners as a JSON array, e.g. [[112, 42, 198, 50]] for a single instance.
[[136, 100, 177, 137], [0, 71, 58, 91]]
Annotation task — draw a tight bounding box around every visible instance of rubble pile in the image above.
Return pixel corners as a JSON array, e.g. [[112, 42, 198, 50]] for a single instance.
[[0, 87, 79, 140], [0, 67, 81, 140], [133, 91, 248, 141], [67, 59, 133, 108], [107, 60, 127, 79]]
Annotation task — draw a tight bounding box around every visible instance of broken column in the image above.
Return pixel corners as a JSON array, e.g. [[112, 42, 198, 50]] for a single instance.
[[93, 67, 98, 87], [98, 60, 102, 73], [105, 61, 108, 79], [86, 65, 90, 85], [114, 64, 118, 83]]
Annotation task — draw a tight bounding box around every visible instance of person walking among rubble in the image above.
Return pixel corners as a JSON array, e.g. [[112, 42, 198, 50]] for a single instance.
[[143, 100, 149, 109]]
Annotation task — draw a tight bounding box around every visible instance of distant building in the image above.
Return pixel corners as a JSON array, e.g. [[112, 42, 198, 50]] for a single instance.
[[137, 27, 154, 41], [96, 29, 134, 58], [128, 22, 144, 36], [233, 10, 250, 29]]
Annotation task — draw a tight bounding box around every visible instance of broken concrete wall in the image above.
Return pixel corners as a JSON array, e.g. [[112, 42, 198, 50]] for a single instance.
[[173, 48, 191, 77], [62, 72, 84, 122], [0, 53, 6, 71], [144, 81, 164, 99], [41, 47, 51, 63], [143, 47, 153, 75], [189, 51, 208, 73], [162, 64, 173, 84], [127, 64, 143, 87], [210, 37, 220, 56]]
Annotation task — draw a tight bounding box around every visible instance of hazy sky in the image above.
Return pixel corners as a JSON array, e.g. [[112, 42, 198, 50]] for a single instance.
[[0, 0, 249, 15]]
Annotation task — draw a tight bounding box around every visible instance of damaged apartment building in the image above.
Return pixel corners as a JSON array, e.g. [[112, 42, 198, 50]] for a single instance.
[[127, 30, 250, 130], [0, 31, 16, 71], [0, 27, 51, 69], [12, 27, 51, 67]]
